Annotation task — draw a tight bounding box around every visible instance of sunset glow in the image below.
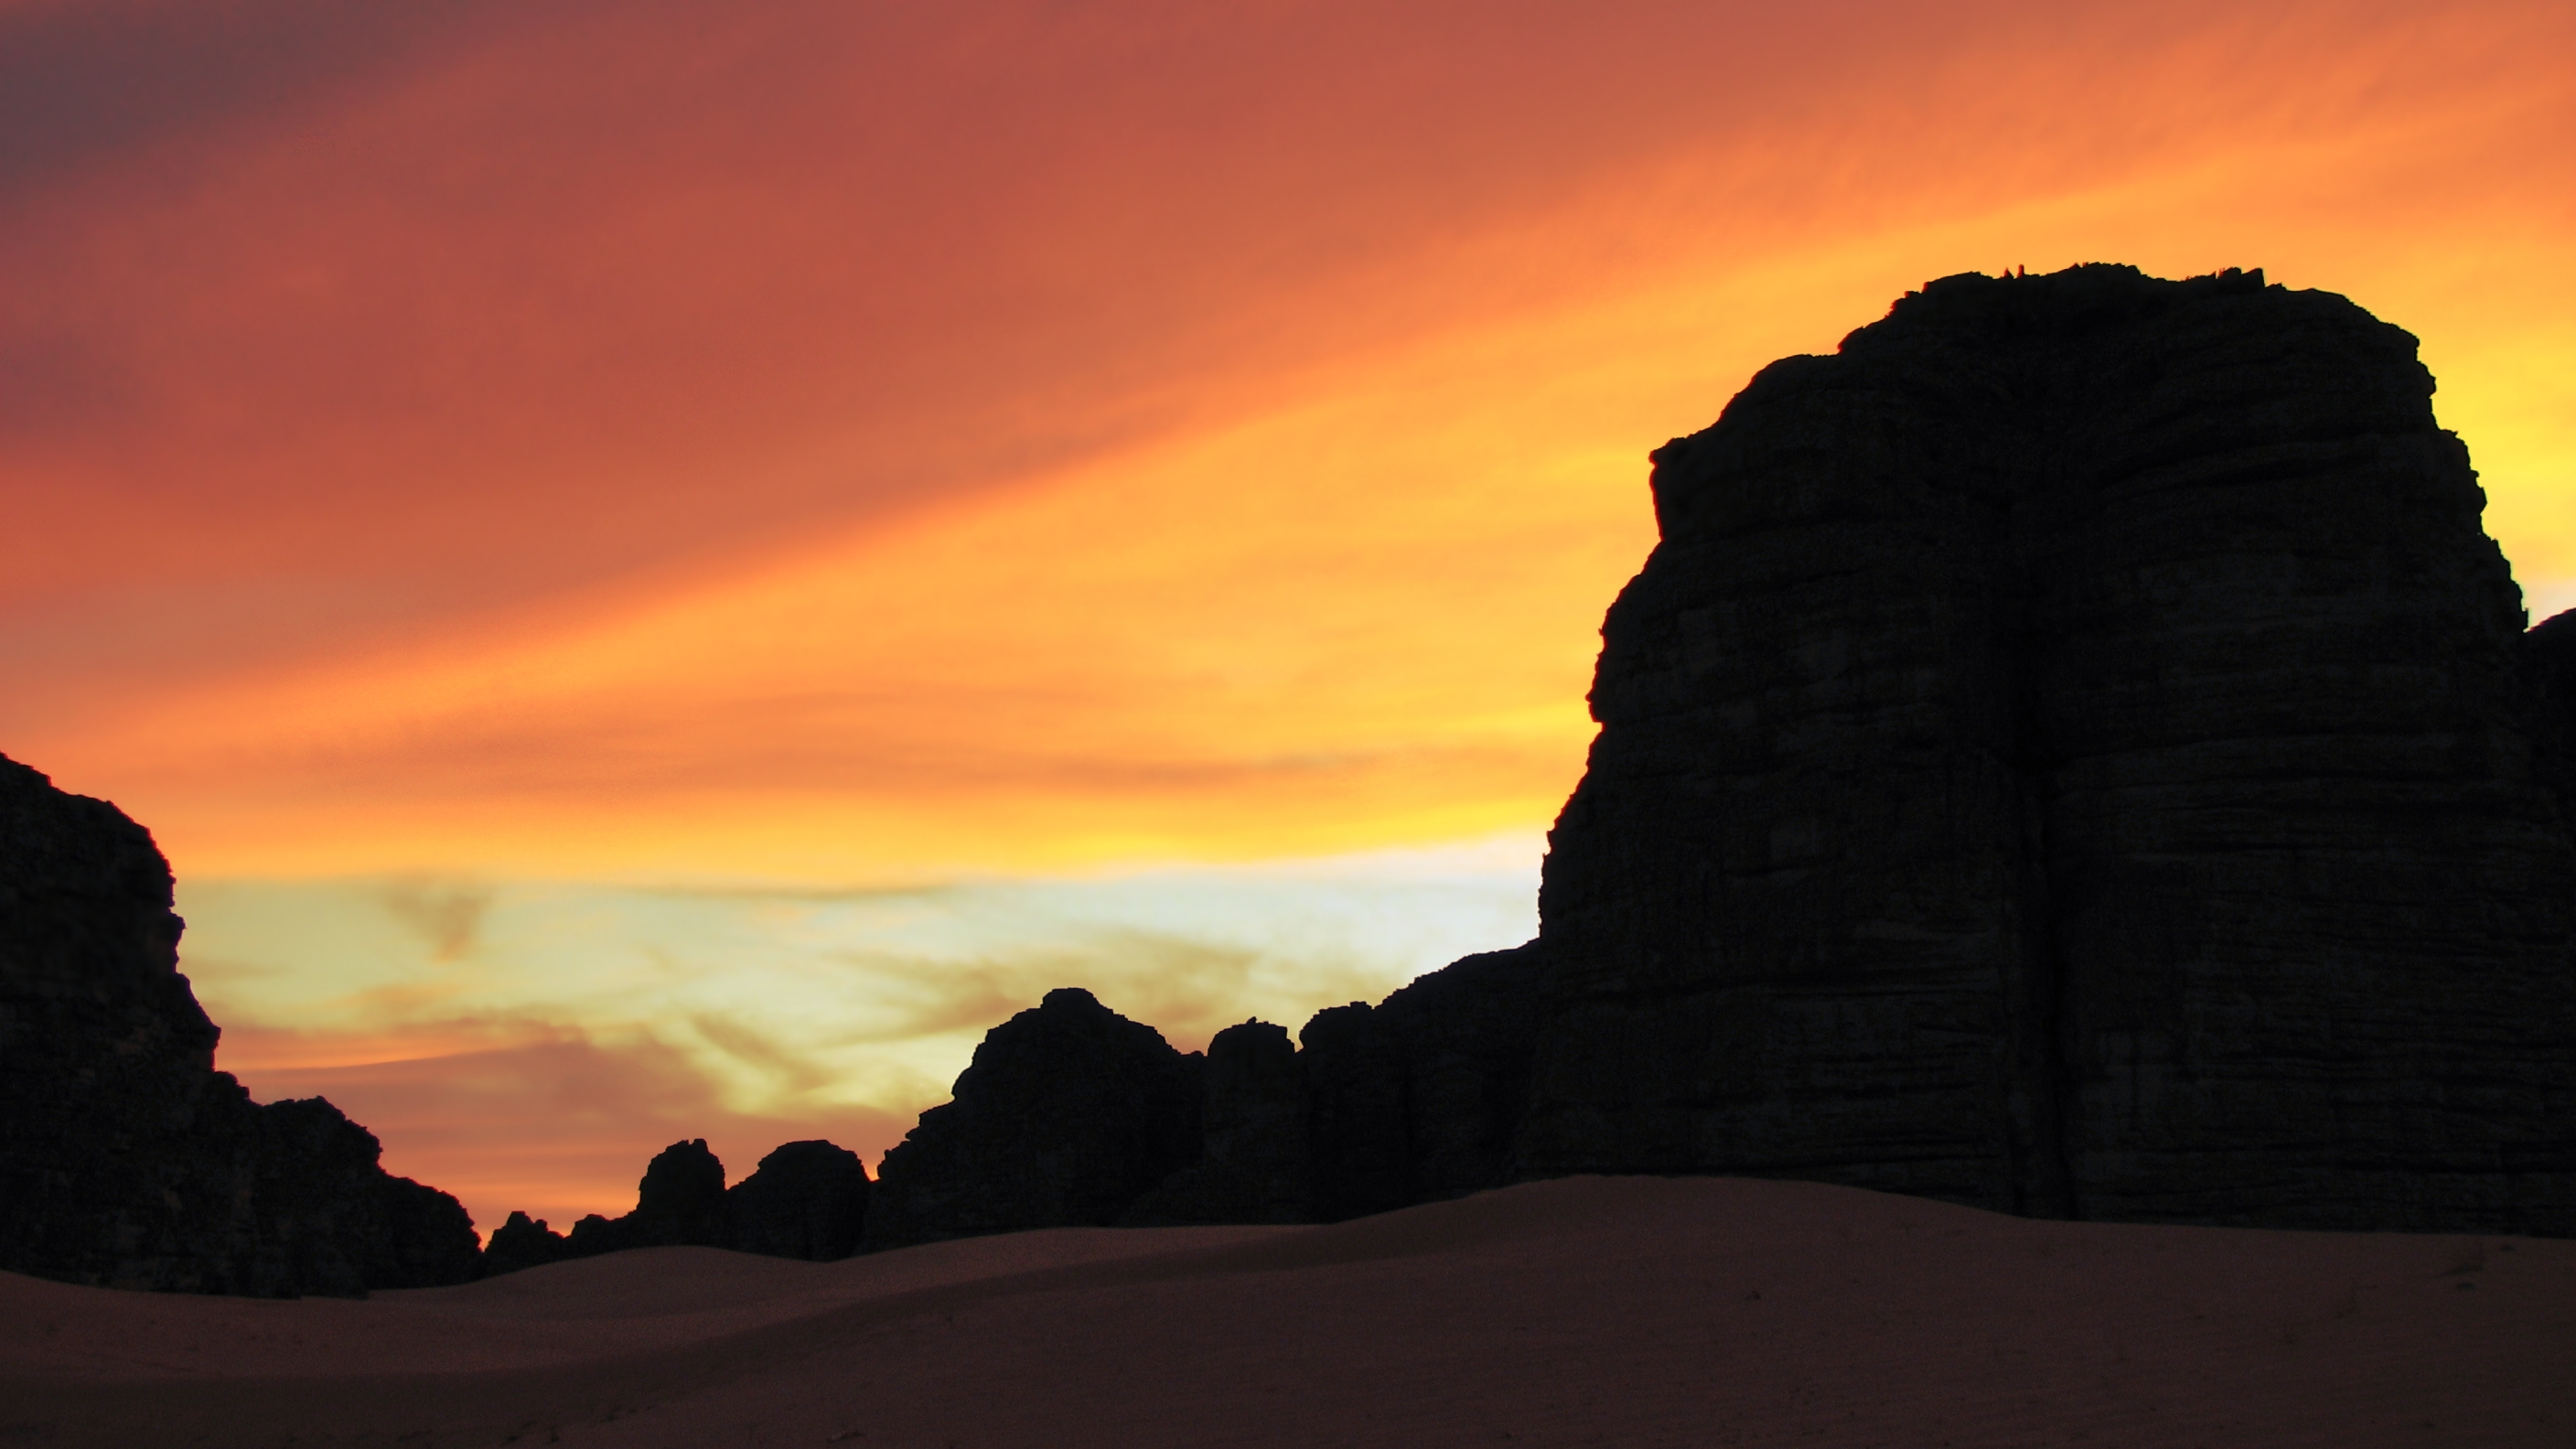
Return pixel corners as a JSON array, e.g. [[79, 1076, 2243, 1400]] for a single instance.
[[6, 0, 2570, 1229]]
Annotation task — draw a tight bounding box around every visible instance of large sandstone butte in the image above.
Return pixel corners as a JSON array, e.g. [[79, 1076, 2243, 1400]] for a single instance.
[[0, 754, 484, 1294], [1522, 263, 2576, 1234]]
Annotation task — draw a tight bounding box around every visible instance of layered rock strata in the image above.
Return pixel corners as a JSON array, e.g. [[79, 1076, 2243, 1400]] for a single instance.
[[1521, 264, 2576, 1234], [0, 754, 482, 1294]]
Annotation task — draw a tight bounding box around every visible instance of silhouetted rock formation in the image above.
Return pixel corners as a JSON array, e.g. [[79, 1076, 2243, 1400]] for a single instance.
[[1295, 1002, 1411, 1221], [564, 1213, 622, 1258], [1519, 263, 2576, 1234], [727, 1140, 870, 1260], [874, 953, 1548, 1234], [1285, 945, 1550, 1221], [480, 1211, 573, 1275], [873, 265, 2576, 1240], [1122, 1019, 1311, 1224], [863, 988, 1204, 1249], [1371, 944, 1548, 1202], [625, 1138, 729, 1248], [2517, 609, 2576, 810], [479, 1136, 875, 1274], [0, 753, 482, 1295]]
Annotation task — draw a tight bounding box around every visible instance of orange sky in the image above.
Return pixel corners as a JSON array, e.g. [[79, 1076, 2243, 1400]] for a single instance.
[[5, 0, 2571, 1231]]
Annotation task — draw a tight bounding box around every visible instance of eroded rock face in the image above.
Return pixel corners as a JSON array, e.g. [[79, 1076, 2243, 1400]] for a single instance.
[[863, 988, 1203, 1249], [0, 754, 482, 1294], [1519, 264, 2576, 1234]]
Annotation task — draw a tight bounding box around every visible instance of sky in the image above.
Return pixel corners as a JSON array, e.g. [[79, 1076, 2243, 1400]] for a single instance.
[[5, 0, 2571, 1235]]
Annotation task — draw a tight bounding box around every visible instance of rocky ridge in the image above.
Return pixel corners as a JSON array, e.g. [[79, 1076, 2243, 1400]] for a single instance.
[[480, 1137, 873, 1274]]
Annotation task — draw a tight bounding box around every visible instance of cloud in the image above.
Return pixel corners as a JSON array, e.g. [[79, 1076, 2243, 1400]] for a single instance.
[[18, 0, 2571, 879], [19, 0, 2565, 754], [0, 327, 135, 440], [183, 847, 1543, 1229], [381, 879, 494, 962], [214, 928, 1392, 1236], [0, 0, 528, 198]]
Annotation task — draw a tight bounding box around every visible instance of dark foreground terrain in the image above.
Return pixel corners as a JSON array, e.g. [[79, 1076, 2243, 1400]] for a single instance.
[[6, 1175, 2571, 1448]]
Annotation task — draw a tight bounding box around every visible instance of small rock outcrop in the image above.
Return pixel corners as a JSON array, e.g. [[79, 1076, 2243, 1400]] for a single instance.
[[0, 753, 482, 1295], [478, 1137, 872, 1273], [1519, 264, 2576, 1234], [479, 1211, 573, 1275], [863, 988, 1204, 1249], [866, 953, 1548, 1234], [727, 1140, 870, 1260], [624, 1138, 730, 1249], [1122, 1019, 1311, 1224], [1286, 944, 1549, 1220]]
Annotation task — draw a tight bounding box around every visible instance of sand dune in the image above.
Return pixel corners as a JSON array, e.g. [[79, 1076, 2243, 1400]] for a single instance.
[[3, 1175, 2569, 1447]]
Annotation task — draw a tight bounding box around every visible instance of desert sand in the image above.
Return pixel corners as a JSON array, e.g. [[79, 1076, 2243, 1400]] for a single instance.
[[3, 1175, 2568, 1447]]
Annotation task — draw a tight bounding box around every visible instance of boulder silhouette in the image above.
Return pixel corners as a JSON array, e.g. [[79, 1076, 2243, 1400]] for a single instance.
[[725, 1140, 870, 1260], [479, 1211, 573, 1275], [0, 753, 481, 1294], [623, 1138, 730, 1248], [864, 988, 1203, 1249], [564, 1212, 622, 1259]]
